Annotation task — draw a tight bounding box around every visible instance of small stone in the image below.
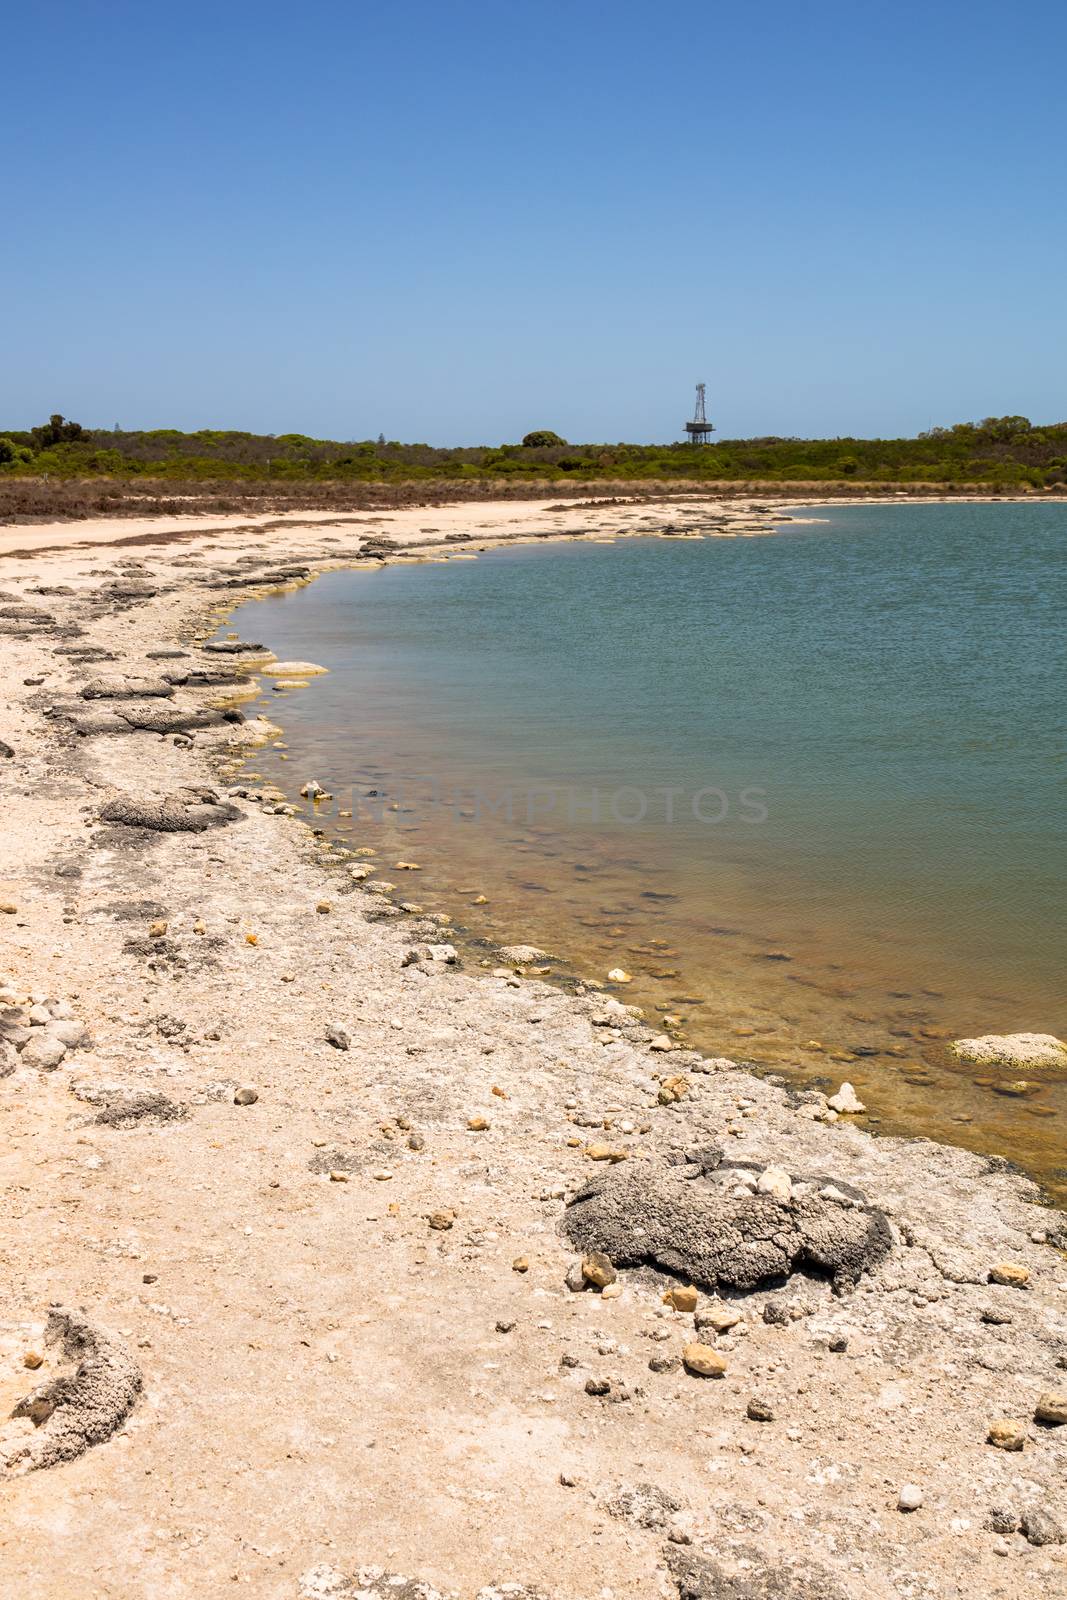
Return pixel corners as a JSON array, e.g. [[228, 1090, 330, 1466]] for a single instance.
[[600, 1281, 622, 1300], [763, 1301, 790, 1326], [697, 1305, 742, 1336], [1034, 1390, 1067, 1425], [325, 1023, 351, 1051], [585, 1377, 611, 1396], [828, 1335, 849, 1353], [428, 1210, 454, 1230], [407, 1131, 425, 1151], [585, 1143, 628, 1162], [657, 1074, 689, 1105], [989, 1263, 1030, 1288], [649, 1034, 676, 1052], [756, 1165, 793, 1204], [23, 1351, 44, 1370], [827, 1082, 866, 1114], [233, 1086, 258, 1105], [682, 1342, 727, 1378], [980, 1307, 1013, 1325], [329, 1170, 349, 1183], [664, 1285, 698, 1314], [581, 1251, 617, 1290], [564, 1260, 587, 1293], [649, 1354, 679, 1373], [985, 1506, 1018, 1535], [316, 901, 332, 914], [1020, 1508, 1065, 1547], [512, 1255, 529, 1272], [897, 1484, 924, 1512], [148, 919, 168, 938], [21, 1033, 67, 1069], [0, 903, 17, 914], [467, 1115, 489, 1131], [371, 1169, 393, 1181], [495, 1320, 515, 1333], [607, 969, 632, 984], [747, 1396, 776, 1422], [987, 1419, 1026, 1450]]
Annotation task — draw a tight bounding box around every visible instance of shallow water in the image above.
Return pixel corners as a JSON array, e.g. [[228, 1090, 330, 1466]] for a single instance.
[[227, 504, 1067, 1199]]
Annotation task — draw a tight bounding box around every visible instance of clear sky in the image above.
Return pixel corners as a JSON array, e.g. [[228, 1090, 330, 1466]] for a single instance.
[[3, 1, 1064, 444]]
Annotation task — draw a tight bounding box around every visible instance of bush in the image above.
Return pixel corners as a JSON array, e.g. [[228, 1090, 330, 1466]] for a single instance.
[[0, 436, 33, 468]]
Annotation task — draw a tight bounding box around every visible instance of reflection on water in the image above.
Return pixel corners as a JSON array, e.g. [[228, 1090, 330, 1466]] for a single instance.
[[223, 505, 1067, 1201]]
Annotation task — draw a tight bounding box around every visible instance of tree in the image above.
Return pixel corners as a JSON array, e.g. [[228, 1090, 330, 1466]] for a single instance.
[[31, 413, 88, 448], [522, 429, 566, 447]]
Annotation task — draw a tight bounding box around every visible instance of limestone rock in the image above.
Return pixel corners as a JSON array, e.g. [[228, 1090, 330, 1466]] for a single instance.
[[1034, 1390, 1067, 1425], [682, 1342, 727, 1377], [827, 1082, 865, 1114], [951, 1032, 1067, 1072], [987, 1419, 1027, 1450]]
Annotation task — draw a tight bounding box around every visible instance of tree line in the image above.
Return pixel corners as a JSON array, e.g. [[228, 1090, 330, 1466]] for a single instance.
[[2, 413, 1065, 487]]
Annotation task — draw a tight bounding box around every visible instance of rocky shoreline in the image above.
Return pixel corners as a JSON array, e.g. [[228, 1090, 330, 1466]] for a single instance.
[[1, 496, 1065, 1599]]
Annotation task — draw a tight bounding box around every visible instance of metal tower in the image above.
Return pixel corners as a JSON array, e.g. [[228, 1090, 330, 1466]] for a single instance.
[[684, 382, 715, 444]]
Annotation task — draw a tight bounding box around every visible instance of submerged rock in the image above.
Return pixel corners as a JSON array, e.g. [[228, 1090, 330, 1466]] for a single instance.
[[951, 1032, 1067, 1073]]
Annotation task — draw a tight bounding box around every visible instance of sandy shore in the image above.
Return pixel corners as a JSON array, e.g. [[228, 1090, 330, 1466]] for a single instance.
[[1, 497, 1065, 1599]]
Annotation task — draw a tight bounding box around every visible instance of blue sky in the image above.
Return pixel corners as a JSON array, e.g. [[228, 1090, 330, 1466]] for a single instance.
[[3, 1, 1064, 443]]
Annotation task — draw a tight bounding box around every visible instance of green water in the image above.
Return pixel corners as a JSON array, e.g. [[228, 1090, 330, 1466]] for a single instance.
[[230, 504, 1067, 1194]]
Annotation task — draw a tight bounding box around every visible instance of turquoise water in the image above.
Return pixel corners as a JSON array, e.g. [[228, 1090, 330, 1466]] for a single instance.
[[232, 503, 1067, 1190]]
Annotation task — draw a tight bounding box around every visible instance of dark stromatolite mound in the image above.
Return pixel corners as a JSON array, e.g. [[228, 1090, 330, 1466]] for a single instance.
[[93, 1091, 189, 1127], [666, 1546, 852, 1600], [98, 787, 241, 832], [562, 1152, 892, 1295], [6, 1307, 142, 1473], [80, 676, 176, 699], [202, 639, 269, 654]]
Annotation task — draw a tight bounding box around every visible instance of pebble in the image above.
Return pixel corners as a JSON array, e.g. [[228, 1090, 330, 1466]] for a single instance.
[[428, 1211, 454, 1230], [987, 1419, 1027, 1450], [581, 1251, 617, 1289], [682, 1342, 728, 1378], [1020, 1508, 1065, 1547], [23, 1351, 44, 1370], [664, 1285, 698, 1313], [329, 1170, 349, 1183], [1034, 1390, 1067, 1425], [467, 1116, 490, 1131], [697, 1305, 742, 1335], [233, 1086, 258, 1105], [512, 1255, 529, 1272], [897, 1484, 924, 1512], [989, 1263, 1030, 1288], [495, 1320, 515, 1333], [585, 1143, 628, 1162], [747, 1397, 776, 1422], [148, 919, 168, 939], [316, 901, 332, 914]]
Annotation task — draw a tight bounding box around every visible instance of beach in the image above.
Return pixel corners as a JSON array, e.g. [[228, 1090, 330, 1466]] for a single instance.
[[1, 494, 1066, 1600]]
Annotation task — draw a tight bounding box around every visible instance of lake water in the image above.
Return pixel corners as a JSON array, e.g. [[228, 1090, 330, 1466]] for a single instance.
[[227, 503, 1067, 1198]]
